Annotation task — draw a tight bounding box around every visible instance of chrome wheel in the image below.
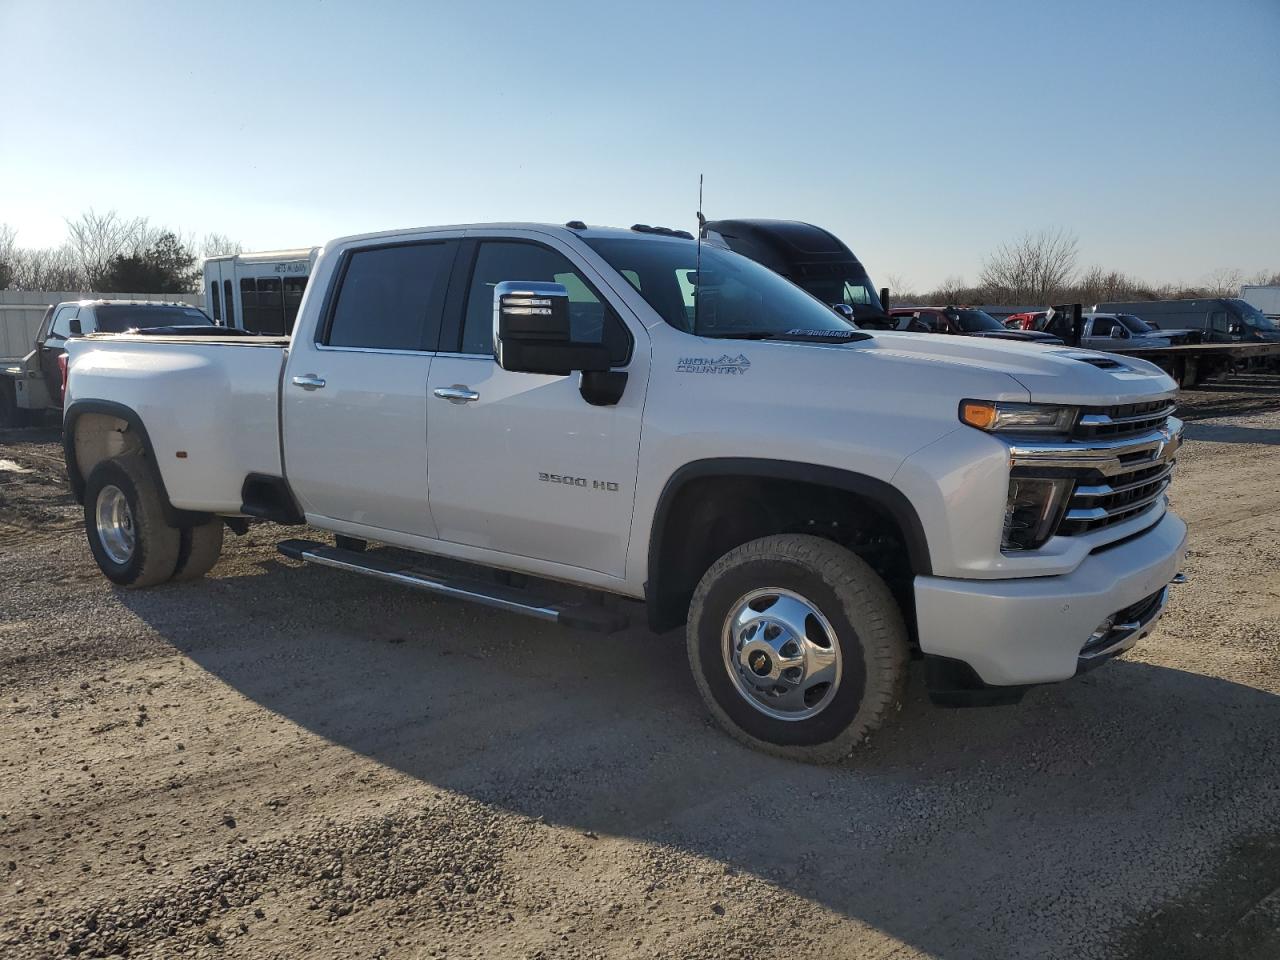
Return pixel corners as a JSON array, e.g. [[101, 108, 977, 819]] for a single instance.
[[95, 484, 136, 565], [722, 588, 842, 721]]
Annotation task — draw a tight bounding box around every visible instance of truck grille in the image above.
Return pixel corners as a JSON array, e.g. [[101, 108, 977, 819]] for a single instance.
[[1073, 400, 1177, 441], [1007, 400, 1180, 543]]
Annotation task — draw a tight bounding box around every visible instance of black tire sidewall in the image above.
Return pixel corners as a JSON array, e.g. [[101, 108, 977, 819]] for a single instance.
[[83, 460, 161, 586], [693, 555, 870, 748]]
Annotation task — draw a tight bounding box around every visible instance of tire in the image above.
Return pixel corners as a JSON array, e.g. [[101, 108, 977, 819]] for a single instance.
[[686, 534, 908, 763], [172, 520, 224, 581], [83, 454, 181, 588]]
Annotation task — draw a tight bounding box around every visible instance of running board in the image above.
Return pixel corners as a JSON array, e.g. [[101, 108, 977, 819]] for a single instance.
[[276, 539, 629, 633]]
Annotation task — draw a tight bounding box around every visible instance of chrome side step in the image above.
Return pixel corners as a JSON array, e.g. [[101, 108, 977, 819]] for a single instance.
[[277, 539, 629, 633]]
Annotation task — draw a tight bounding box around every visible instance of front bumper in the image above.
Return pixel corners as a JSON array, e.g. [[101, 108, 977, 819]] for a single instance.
[[913, 510, 1188, 687]]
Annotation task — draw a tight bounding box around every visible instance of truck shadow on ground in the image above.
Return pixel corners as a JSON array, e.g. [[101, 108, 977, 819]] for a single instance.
[[119, 556, 1280, 959]]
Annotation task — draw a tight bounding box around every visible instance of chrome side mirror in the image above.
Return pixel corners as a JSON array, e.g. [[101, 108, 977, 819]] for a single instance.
[[492, 281, 609, 375], [832, 303, 855, 320]]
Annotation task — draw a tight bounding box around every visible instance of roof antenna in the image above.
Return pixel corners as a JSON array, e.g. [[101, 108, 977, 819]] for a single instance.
[[694, 173, 705, 335]]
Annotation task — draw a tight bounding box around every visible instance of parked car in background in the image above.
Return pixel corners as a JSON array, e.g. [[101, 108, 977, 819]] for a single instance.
[[203, 247, 319, 335], [1085, 312, 1192, 353], [1240, 286, 1280, 324], [1, 300, 215, 426], [702, 219, 895, 328], [1004, 311, 1048, 331], [889, 306, 1064, 344], [1097, 298, 1279, 344]]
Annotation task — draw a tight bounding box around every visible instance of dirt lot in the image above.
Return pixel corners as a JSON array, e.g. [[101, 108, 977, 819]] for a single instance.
[[2, 377, 1278, 960]]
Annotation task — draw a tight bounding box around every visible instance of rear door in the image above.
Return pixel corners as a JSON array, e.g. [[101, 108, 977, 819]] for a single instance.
[[424, 232, 644, 577], [282, 236, 460, 538]]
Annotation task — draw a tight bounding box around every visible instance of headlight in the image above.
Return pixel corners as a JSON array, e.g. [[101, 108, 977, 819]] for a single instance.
[[960, 400, 1078, 435], [1002, 477, 1072, 551]]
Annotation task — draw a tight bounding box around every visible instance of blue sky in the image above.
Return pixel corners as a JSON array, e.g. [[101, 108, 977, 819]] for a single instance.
[[2, 0, 1277, 288]]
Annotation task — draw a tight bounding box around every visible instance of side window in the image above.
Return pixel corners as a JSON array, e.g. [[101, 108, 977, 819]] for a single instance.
[[459, 240, 631, 363], [324, 241, 454, 351], [1092, 317, 1116, 336], [223, 279, 235, 327], [48, 306, 78, 339], [1210, 310, 1232, 333], [283, 276, 308, 333], [255, 277, 284, 334], [210, 282, 222, 323]]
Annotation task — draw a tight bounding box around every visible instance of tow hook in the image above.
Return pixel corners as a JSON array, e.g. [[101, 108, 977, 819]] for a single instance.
[[1171, 572, 1188, 585]]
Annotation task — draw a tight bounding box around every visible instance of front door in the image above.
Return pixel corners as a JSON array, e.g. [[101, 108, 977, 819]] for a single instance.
[[282, 238, 459, 538], [39, 304, 78, 401], [425, 234, 645, 578]]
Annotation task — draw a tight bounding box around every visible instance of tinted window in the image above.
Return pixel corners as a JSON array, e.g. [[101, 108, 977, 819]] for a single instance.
[[240, 277, 286, 334], [460, 241, 630, 362], [283, 276, 307, 333], [95, 305, 213, 332], [326, 242, 454, 351], [585, 236, 854, 341], [223, 279, 235, 327], [953, 309, 1005, 332], [1092, 317, 1117, 336], [210, 282, 222, 323]]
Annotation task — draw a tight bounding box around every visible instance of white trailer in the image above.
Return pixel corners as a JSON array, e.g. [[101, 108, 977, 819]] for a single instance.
[[1241, 285, 1280, 323], [202, 248, 318, 334]]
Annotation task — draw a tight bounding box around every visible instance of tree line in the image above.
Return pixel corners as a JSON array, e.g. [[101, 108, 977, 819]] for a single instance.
[[885, 228, 1280, 308], [2, 214, 1276, 306], [0, 211, 241, 294]]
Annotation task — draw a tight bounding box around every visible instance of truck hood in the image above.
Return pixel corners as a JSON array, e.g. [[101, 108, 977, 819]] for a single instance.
[[863, 331, 1177, 406]]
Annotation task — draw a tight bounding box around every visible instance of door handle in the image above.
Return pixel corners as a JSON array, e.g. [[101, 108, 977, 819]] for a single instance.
[[291, 374, 326, 390], [434, 385, 480, 404]]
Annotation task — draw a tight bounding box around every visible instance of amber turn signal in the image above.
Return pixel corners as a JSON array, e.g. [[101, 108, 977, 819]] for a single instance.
[[960, 401, 997, 430]]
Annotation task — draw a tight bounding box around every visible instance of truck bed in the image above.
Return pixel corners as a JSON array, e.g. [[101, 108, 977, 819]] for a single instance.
[[64, 335, 291, 514]]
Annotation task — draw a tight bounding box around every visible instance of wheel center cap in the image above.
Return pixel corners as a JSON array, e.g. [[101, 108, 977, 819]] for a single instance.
[[748, 650, 772, 676]]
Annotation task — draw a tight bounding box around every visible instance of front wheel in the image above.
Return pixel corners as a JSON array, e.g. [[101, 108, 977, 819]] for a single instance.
[[83, 455, 181, 588], [686, 534, 908, 763]]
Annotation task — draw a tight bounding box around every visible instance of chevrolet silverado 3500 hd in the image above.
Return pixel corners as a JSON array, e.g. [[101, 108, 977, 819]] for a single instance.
[[62, 222, 1188, 761]]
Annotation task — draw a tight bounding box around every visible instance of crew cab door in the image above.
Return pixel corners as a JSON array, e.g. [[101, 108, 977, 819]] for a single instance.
[[424, 232, 645, 578], [281, 237, 460, 537]]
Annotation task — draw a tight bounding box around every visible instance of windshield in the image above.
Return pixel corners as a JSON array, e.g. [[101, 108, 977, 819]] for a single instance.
[[1117, 313, 1155, 335], [951, 309, 1005, 332], [795, 275, 885, 319], [1230, 299, 1278, 331], [584, 237, 859, 338], [95, 305, 213, 332]]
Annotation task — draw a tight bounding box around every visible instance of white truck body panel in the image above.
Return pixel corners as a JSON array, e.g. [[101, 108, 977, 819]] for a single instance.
[[64, 336, 288, 512], [64, 222, 1189, 688]]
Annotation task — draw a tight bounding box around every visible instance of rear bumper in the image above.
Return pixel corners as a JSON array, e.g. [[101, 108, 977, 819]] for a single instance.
[[913, 511, 1188, 687]]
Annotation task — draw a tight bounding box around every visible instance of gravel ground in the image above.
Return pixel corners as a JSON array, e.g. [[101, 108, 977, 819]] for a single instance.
[[1, 376, 1278, 960]]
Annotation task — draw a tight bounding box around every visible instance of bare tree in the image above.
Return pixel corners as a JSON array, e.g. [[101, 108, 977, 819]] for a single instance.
[[0, 223, 17, 289], [1203, 267, 1244, 297], [64, 209, 158, 289], [881, 272, 919, 304], [10, 246, 84, 290], [1248, 268, 1280, 286], [978, 228, 1079, 305], [200, 232, 243, 258]]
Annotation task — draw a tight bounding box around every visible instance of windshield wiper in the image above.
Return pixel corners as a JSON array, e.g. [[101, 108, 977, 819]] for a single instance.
[[700, 328, 870, 343]]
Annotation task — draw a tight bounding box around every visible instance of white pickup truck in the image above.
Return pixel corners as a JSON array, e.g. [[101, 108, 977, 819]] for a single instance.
[[63, 222, 1188, 760]]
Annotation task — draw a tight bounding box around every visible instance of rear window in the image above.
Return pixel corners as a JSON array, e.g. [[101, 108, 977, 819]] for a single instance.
[[94, 305, 213, 332]]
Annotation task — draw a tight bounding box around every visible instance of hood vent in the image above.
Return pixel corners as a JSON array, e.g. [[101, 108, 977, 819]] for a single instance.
[[1070, 354, 1126, 370]]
